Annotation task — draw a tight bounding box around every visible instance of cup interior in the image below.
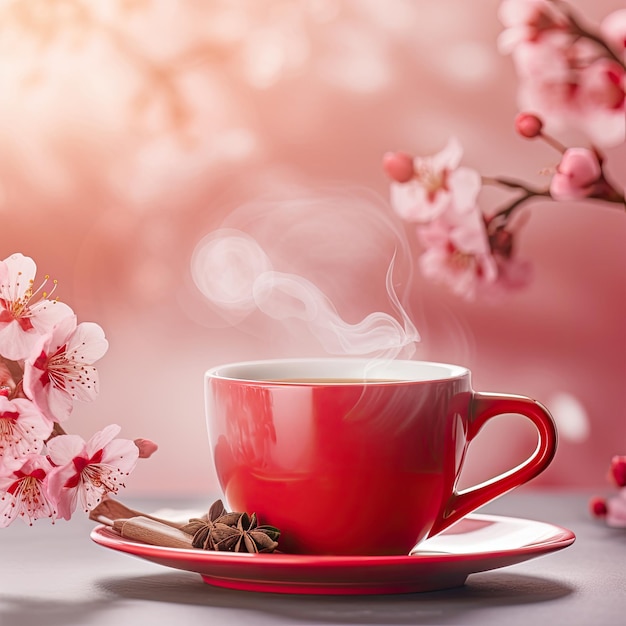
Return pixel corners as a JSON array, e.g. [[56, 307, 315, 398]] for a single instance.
[[206, 358, 468, 384]]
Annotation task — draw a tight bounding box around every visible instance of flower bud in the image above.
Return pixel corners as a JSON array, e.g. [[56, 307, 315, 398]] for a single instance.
[[382, 151, 414, 183], [515, 112, 543, 138], [134, 438, 159, 459], [610, 455, 626, 487], [550, 147, 602, 200], [589, 496, 608, 518]]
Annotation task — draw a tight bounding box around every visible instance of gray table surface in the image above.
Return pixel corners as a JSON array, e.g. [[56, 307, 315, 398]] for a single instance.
[[0, 489, 624, 626]]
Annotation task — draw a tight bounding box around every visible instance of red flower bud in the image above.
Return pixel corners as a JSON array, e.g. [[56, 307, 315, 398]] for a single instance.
[[589, 496, 608, 517], [134, 438, 159, 459], [515, 112, 543, 138], [382, 151, 414, 183], [610, 455, 626, 487]]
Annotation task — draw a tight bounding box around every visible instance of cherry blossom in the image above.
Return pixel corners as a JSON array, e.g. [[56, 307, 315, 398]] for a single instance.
[[416, 210, 498, 300], [574, 59, 626, 147], [0, 454, 57, 527], [578, 58, 625, 112], [497, 0, 568, 54], [0, 253, 74, 361], [389, 138, 482, 222], [0, 253, 150, 527], [0, 396, 52, 461], [23, 315, 109, 423], [46, 425, 139, 520], [504, 15, 626, 147], [487, 212, 534, 293], [550, 147, 602, 200]]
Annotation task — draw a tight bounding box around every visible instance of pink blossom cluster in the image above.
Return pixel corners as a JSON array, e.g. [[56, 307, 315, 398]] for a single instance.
[[0, 253, 153, 526], [499, 0, 626, 148], [383, 0, 625, 300], [383, 140, 531, 300]]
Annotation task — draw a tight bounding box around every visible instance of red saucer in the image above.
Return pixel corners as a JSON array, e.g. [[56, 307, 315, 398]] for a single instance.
[[90, 513, 575, 595]]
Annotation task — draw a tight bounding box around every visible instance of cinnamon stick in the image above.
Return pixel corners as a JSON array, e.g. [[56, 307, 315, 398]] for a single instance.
[[113, 516, 194, 549]]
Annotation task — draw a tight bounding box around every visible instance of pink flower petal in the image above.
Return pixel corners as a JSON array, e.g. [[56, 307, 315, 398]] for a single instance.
[[66, 322, 109, 362], [0, 253, 36, 299], [449, 167, 482, 214], [390, 181, 436, 221], [23, 316, 107, 422], [0, 397, 52, 460], [0, 454, 57, 526], [47, 426, 139, 519], [85, 424, 121, 457], [432, 136, 463, 171], [600, 9, 626, 51], [101, 437, 140, 474], [46, 434, 87, 466]]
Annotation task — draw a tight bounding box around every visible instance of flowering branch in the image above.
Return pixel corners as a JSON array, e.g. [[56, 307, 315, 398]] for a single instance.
[[482, 175, 551, 223], [0, 253, 156, 527], [382, 0, 625, 300]]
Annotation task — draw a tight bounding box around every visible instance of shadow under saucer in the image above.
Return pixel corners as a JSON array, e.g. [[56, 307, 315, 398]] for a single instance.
[[96, 570, 574, 625]]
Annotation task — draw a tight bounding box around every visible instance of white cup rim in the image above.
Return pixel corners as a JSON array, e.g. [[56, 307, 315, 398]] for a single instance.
[[205, 358, 469, 384]]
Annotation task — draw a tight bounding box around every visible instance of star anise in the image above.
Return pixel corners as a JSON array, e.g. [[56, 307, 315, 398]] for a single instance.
[[181, 499, 280, 553], [181, 499, 237, 548]]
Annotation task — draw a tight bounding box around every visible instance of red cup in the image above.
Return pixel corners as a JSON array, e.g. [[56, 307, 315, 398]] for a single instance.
[[205, 358, 557, 556]]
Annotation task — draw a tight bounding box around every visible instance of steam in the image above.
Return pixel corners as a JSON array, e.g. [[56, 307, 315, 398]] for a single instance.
[[191, 191, 421, 360], [191, 228, 272, 322], [254, 261, 418, 358]]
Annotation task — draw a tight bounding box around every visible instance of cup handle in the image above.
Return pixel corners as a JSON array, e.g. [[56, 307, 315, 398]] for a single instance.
[[428, 392, 558, 538]]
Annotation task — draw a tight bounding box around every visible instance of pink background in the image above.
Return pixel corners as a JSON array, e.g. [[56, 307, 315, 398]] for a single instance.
[[0, 0, 623, 495]]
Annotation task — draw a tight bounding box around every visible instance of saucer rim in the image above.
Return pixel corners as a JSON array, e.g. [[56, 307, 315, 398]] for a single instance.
[[90, 512, 576, 563]]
